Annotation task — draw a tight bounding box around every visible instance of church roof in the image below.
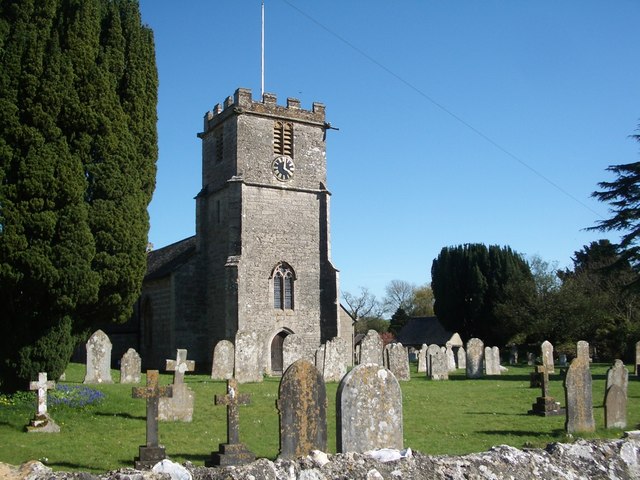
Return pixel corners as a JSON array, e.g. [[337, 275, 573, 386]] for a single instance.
[[396, 316, 460, 347], [145, 236, 197, 280]]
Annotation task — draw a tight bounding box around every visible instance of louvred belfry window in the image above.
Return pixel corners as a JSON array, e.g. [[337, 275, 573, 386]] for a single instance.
[[273, 121, 293, 157], [273, 263, 295, 310]]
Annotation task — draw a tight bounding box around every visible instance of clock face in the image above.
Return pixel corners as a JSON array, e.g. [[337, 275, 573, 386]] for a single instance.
[[272, 155, 295, 181]]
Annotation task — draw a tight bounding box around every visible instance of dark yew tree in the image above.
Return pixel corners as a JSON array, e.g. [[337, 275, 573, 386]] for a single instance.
[[0, 0, 157, 391], [431, 244, 535, 346], [389, 307, 410, 337]]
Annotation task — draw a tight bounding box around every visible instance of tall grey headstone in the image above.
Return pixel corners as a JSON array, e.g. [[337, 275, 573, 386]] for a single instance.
[[120, 348, 142, 384], [323, 337, 349, 382], [359, 330, 383, 366], [484, 346, 496, 375], [159, 349, 195, 422], [457, 347, 466, 369], [417, 344, 427, 373], [385, 343, 410, 381], [235, 330, 263, 383], [211, 340, 235, 380], [425, 344, 441, 376], [491, 346, 501, 375], [83, 329, 113, 384], [446, 345, 456, 371], [337, 364, 403, 453], [466, 338, 484, 379], [541, 340, 554, 373], [605, 360, 628, 429], [278, 360, 327, 459], [564, 341, 595, 433], [283, 334, 315, 374], [509, 345, 518, 365], [429, 350, 448, 380]]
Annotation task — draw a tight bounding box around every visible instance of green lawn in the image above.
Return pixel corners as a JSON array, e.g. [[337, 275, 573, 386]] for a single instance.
[[0, 362, 637, 473]]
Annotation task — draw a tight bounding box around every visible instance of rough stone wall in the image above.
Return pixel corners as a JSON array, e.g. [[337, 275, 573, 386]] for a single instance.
[[139, 276, 174, 370]]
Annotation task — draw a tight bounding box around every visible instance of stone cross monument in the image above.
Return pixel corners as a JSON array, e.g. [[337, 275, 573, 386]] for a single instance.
[[26, 372, 60, 433]]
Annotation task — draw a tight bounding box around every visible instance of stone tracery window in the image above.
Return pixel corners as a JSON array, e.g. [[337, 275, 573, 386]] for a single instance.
[[273, 263, 294, 310]]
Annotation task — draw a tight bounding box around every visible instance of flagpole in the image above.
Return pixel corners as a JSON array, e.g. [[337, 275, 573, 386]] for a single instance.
[[261, 0, 265, 97]]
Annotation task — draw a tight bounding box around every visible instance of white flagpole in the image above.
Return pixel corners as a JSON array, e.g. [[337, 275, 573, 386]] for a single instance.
[[261, 0, 265, 97]]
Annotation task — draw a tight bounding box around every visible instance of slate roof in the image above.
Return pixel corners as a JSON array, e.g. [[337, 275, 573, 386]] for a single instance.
[[145, 236, 197, 281], [396, 316, 461, 347]]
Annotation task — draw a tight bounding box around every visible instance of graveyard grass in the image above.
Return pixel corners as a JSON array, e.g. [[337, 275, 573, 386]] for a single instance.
[[0, 363, 638, 473]]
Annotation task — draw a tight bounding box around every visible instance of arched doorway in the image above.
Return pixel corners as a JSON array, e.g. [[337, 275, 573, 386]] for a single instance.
[[270, 331, 289, 375]]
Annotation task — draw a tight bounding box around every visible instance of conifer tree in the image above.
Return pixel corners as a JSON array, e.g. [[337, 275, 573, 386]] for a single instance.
[[0, 0, 157, 391]]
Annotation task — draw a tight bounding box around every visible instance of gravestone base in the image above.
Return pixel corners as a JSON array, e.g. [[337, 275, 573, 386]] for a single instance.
[[134, 445, 166, 469], [528, 396, 565, 417], [26, 414, 60, 433], [206, 443, 256, 467]]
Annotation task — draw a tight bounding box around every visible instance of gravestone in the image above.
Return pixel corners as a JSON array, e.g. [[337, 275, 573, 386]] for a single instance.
[[425, 344, 441, 376], [541, 340, 554, 373], [528, 365, 564, 417], [509, 345, 518, 365], [527, 352, 535, 366], [26, 373, 59, 433], [605, 360, 628, 429], [337, 364, 403, 453], [235, 330, 263, 383], [446, 345, 456, 371], [315, 344, 326, 372], [429, 350, 449, 380], [211, 340, 235, 380], [159, 349, 195, 422], [564, 341, 595, 433], [120, 348, 142, 384], [558, 354, 568, 367], [323, 337, 349, 382], [485, 346, 499, 375], [283, 334, 315, 373], [492, 346, 501, 375], [457, 347, 466, 370], [466, 338, 484, 379], [359, 330, 383, 365], [206, 379, 256, 466], [417, 344, 427, 373], [385, 343, 410, 381], [277, 360, 327, 459], [635, 341, 640, 375], [132, 370, 173, 469], [83, 329, 113, 384]]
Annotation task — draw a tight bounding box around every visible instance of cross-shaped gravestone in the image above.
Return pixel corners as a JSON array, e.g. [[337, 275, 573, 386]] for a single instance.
[[26, 372, 60, 433], [528, 365, 564, 417], [132, 370, 173, 469], [166, 349, 195, 385], [206, 378, 255, 467]]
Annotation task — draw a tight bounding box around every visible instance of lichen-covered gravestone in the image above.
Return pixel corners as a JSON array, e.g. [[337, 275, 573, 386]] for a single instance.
[[605, 359, 628, 429], [484, 346, 497, 375], [425, 344, 441, 376], [489, 346, 501, 375], [235, 330, 263, 383], [466, 338, 484, 379], [83, 329, 113, 384], [211, 340, 235, 380], [359, 330, 383, 365], [417, 344, 427, 373], [323, 337, 349, 382], [457, 347, 466, 370], [159, 349, 195, 422], [542, 340, 555, 373], [119, 348, 141, 384], [337, 363, 403, 453], [446, 345, 456, 371], [564, 340, 595, 433], [429, 350, 449, 381], [277, 359, 327, 459], [26, 373, 59, 433], [385, 343, 410, 381]]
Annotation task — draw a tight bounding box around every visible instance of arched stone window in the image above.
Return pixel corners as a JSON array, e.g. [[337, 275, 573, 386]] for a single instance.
[[272, 263, 295, 310]]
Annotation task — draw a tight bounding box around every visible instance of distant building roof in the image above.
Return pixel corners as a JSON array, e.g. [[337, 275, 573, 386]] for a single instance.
[[145, 236, 197, 280], [396, 316, 462, 347]]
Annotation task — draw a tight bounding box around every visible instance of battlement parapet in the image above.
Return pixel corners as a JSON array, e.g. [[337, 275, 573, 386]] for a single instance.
[[202, 87, 325, 133]]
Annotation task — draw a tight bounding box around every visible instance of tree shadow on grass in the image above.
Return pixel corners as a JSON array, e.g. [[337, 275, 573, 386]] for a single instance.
[[476, 428, 565, 438], [94, 411, 145, 421], [170, 452, 213, 463], [448, 375, 533, 382], [466, 411, 531, 417], [48, 461, 106, 471]]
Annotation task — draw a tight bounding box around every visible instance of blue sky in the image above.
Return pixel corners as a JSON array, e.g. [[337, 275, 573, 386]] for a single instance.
[[139, 1, 640, 303]]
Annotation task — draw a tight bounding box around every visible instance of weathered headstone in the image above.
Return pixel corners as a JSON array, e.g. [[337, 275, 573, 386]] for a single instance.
[[417, 344, 427, 373], [120, 348, 142, 384], [277, 360, 327, 459], [528, 365, 564, 417], [211, 340, 235, 380], [283, 334, 315, 373], [315, 344, 326, 372], [457, 347, 466, 370], [564, 341, 595, 433], [605, 360, 628, 429], [425, 344, 441, 376], [385, 343, 410, 381], [485, 346, 498, 375], [323, 337, 349, 382], [466, 338, 484, 379], [159, 349, 195, 422], [26, 373, 59, 433], [359, 330, 383, 365], [558, 353, 568, 367], [635, 341, 640, 375], [83, 329, 113, 384], [541, 340, 554, 374], [527, 352, 535, 366], [491, 346, 501, 375], [509, 345, 518, 365], [337, 364, 403, 453], [429, 350, 449, 381], [132, 370, 173, 469], [446, 345, 456, 371], [235, 330, 263, 383], [206, 379, 256, 466]]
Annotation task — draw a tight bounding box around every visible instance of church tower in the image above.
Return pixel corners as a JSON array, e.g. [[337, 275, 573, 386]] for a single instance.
[[196, 88, 341, 374]]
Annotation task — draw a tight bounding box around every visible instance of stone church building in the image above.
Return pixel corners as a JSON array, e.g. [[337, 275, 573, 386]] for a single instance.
[[126, 88, 352, 374]]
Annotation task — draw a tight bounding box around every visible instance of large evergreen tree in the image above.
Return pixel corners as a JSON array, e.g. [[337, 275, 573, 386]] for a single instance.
[[431, 244, 535, 346], [0, 0, 157, 391]]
